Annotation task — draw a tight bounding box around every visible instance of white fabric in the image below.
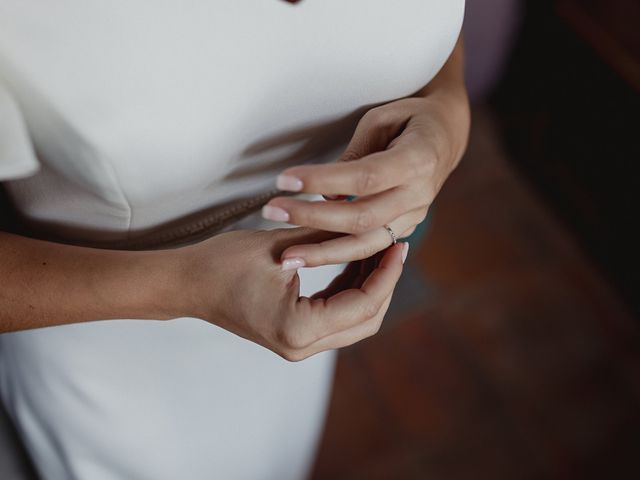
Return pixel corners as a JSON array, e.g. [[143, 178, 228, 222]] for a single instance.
[[0, 260, 343, 480], [0, 1, 464, 478], [0, 82, 39, 179]]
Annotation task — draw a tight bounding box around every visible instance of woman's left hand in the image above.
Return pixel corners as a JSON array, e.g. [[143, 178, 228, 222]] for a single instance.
[[262, 89, 470, 270]]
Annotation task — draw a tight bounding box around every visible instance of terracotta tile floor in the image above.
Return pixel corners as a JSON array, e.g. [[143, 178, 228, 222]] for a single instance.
[[310, 107, 640, 480]]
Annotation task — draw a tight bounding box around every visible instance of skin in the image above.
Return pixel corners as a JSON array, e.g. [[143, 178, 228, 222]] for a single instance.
[[0, 227, 405, 362], [265, 37, 470, 268], [0, 36, 469, 361]]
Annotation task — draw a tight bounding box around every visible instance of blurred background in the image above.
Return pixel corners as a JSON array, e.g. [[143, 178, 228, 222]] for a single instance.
[[310, 0, 640, 479], [2, 0, 639, 479]]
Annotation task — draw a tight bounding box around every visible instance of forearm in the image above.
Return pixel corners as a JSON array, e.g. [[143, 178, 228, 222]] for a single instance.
[[415, 35, 471, 168], [417, 35, 467, 99], [0, 232, 186, 333]]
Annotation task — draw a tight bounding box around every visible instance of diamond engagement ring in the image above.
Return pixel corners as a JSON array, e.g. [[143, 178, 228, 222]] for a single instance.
[[383, 224, 398, 245]]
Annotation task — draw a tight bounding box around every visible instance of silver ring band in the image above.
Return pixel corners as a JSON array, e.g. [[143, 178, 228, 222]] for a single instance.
[[383, 224, 398, 245]]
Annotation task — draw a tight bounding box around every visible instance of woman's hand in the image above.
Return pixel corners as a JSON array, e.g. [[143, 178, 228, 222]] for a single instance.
[[261, 39, 470, 268], [179, 227, 407, 361]]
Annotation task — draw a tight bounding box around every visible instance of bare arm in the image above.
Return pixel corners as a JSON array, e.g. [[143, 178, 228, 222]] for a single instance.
[[0, 231, 185, 333], [0, 225, 405, 361]]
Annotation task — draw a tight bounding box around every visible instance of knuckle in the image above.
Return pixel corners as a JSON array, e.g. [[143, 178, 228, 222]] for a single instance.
[[279, 349, 308, 363], [415, 207, 429, 225], [362, 301, 381, 320], [402, 225, 417, 237], [411, 180, 436, 206], [359, 318, 383, 343], [369, 319, 383, 337], [352, 207, 376, 234], [340, 149, 361, 162], [275, 326, 311, 351], [363, 106, 391, 127], [356, 166, 380, 194], [406, 149, 430, 179], [423, 184, 437, 204]]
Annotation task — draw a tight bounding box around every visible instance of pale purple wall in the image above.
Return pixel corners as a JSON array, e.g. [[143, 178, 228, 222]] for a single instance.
[[463, 0, 523, 100]]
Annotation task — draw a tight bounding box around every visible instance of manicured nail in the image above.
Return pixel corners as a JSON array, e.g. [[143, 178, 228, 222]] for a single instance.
[[401, 242, 410, 264], [282, 257, 306, 271], [276, 174, 303, 192], [262, 205, 290, 222]]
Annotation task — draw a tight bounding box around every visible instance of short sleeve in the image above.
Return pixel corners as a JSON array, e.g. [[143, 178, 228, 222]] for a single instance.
[[0, 81, 39, 180]]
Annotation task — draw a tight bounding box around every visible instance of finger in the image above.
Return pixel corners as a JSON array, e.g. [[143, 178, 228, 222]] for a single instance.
[[310, 260, 362, 300], [310, 251, 381, 301], [351, 252, 381, 290], [341, 104, 412, 160], [276, 144, 425, 197], [265, 227, 344, 265], [264, 187, 422, 235], [280, 209, 425, 267], [317, 104, 414, 202], [302, 291, 394, 356], [302, 242, 404, 338], [359, 251, 381, 280]]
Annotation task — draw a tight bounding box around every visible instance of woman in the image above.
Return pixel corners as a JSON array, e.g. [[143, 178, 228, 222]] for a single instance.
[[0, 1, 470, 478]]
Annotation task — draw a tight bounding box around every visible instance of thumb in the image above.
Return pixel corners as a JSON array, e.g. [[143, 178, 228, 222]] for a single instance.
[[325, 106, 408, 201]]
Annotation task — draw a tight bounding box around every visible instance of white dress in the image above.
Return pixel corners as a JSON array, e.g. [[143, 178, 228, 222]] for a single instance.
[[0, 1, 464, 478]]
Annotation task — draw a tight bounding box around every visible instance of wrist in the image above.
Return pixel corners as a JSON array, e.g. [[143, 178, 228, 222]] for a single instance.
[[420, 86, 471, 169], [113, 247, 198, 321], [159, 242, 226, 323]]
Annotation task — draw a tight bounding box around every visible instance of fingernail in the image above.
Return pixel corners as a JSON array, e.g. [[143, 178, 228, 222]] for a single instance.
[[262, 205, 290, 222], [282, 257, 306, 271], [276, 174, 304, 192], [401, 242, 409, 264]]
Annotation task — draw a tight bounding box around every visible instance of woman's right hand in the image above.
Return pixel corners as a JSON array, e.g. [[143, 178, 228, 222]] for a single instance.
[[178, 228, 407, 361]]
